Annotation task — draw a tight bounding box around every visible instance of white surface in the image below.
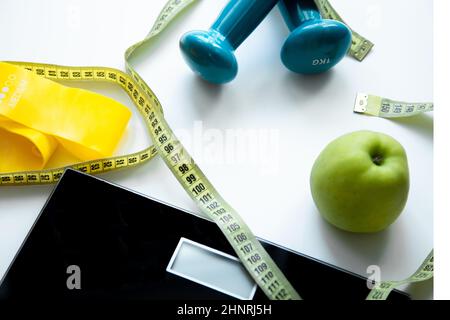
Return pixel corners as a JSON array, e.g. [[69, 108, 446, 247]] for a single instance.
[[434, 0, 450, 300], [0, 0, 433, 299]]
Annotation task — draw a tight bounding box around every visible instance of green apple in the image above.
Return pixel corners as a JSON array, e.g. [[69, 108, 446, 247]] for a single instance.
[[310, 130, 409, 233]]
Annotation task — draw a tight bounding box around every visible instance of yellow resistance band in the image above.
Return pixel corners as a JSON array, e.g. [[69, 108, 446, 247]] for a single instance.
[[0, 62, 131, 172]]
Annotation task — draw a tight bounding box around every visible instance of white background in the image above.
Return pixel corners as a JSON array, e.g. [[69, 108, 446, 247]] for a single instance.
[[0, 0, 433, 299], [435, 0, 450, 300]]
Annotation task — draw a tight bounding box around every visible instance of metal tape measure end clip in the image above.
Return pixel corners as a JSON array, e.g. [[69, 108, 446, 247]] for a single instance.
[[354, 93, 368, 113]]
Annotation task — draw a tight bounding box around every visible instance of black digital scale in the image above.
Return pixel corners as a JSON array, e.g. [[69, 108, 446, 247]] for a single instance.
[[0, 169, 409, 300]]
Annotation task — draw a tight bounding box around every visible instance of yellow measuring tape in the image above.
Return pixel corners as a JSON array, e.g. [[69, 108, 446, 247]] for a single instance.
[[0, 0, 432, 300], [314, 1, 434, 121], [314, 0, 374, 61], [354, 93, 434, 118], [367, 250, 434, 300], [0, 62, 158, 185], [1, 1, 302, 300]]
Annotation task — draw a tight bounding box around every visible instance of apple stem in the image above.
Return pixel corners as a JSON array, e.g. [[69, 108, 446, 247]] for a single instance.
[[372, 154, 383, 166]]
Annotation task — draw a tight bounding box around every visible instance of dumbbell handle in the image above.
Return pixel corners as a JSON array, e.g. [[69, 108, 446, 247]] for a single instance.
[[212, 0, 279, 49], [279, 0, 321, 31]]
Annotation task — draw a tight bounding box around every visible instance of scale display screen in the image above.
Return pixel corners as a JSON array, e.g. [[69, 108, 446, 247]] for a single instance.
[[167, 238, 257, 300]]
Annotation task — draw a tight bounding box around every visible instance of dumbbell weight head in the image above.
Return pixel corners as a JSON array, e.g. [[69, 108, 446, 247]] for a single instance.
[[180, 0, 279, 84], [180, 30, 238, 84], [279, 0, 352, 74]]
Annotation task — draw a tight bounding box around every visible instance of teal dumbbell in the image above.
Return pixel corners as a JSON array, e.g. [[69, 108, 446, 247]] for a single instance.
[[279, 0, 352, 74], [180, 0, 279, 84]]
